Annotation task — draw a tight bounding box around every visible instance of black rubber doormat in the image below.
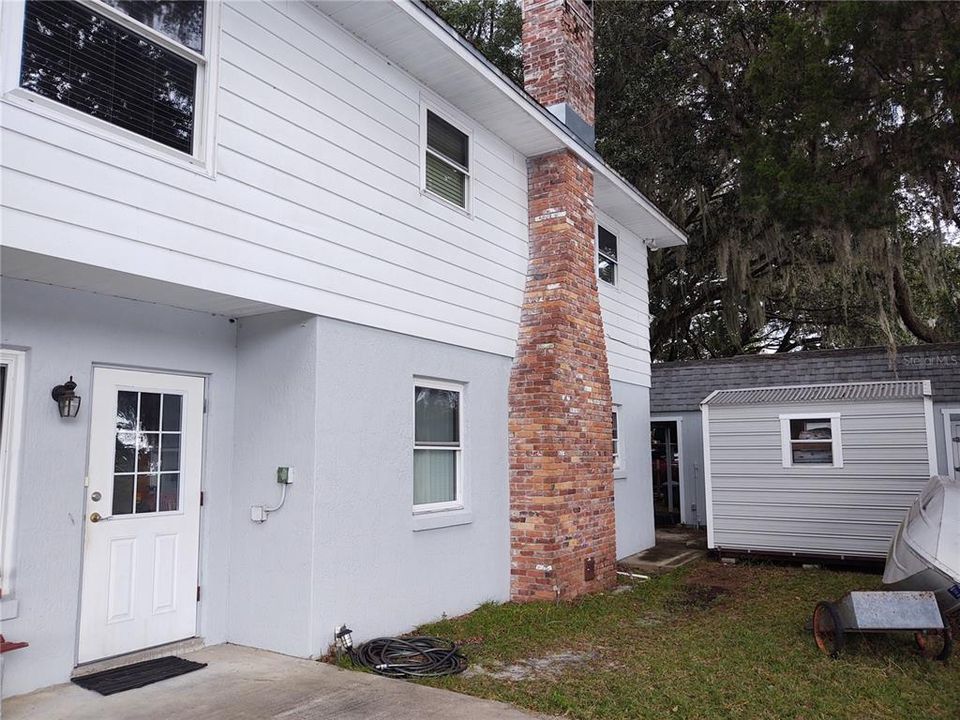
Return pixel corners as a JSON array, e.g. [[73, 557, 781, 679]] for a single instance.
[[72, 656, 207, 695]]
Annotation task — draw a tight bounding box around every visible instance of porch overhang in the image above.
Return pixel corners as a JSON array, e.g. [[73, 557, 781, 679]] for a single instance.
[[1, 247, 280, 317]]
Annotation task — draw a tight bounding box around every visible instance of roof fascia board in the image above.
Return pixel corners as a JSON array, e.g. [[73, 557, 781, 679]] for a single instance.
[[401, 0, 687, 246], [700, 390, 721, 407]]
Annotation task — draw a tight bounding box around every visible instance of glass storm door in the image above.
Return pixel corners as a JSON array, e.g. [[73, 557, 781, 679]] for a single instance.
[[651, 421, 681, 526], [78, 368, 204, 663]]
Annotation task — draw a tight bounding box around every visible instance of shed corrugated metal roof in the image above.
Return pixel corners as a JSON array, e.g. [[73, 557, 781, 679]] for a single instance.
[[702, 380, 930, 406]]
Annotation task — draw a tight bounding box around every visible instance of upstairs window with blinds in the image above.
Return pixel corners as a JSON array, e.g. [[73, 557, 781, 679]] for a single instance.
[[19, 0, 206, 155], [424, 109, 470, 209], [597, 225, 618, 286]]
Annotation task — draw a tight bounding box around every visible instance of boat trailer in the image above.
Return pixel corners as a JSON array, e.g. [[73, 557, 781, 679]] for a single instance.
[[812, 590, 953, 661]]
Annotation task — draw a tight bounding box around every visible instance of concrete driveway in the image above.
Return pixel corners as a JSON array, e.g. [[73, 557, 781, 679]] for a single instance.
[[2, 644, 544, 720]]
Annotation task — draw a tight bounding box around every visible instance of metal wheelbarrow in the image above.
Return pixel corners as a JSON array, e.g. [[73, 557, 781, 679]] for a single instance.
[[812, 590, 953, 661]]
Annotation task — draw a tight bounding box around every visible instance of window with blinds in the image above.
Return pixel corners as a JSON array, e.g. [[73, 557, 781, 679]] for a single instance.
[[414, 381, 463, 511], [424, 109, 470, 209], [19, 0, 205, 155], [597, 225, 618, 286]]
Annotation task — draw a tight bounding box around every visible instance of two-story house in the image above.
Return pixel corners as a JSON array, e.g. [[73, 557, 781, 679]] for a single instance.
[[0, 0, 685, 697]]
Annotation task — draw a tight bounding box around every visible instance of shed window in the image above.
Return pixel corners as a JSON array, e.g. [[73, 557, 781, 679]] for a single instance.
[[19, 0, 207, 155], [414, 381, 463, 511], [780, 415, 843, 468], [424, 109, 470, 208], [597, 225, 618, 285]]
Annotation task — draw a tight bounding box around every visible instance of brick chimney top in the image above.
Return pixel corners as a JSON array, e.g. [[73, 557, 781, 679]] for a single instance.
[[522, 0, 595, 146]]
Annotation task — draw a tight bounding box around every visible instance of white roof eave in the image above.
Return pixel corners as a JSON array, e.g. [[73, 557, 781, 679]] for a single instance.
[[317, 0, 687, 248]]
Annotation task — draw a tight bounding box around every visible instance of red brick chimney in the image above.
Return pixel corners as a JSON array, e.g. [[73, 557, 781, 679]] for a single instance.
[[510, 0, 616, 602], [522, 0, 595, 145]]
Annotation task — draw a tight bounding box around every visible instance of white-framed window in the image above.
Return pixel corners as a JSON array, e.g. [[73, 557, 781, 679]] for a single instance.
[[597, 224, 618, 286], [779, 414, 843, 468], [414, 379, 463, 512], [6, 0, 218, 166], [0, 349, 26, 618], [611, 405, 621, 469], [421, 104, 471, 210]]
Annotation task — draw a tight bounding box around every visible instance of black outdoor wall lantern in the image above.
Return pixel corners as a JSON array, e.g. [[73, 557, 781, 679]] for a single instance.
[[51, 376, 81, 418]]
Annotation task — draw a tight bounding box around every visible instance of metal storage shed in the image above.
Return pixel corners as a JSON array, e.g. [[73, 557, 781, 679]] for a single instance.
[[701, 380, 937, 560]]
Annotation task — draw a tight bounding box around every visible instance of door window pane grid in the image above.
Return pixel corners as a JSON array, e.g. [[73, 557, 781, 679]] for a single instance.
[[113, 391, 182, 514]]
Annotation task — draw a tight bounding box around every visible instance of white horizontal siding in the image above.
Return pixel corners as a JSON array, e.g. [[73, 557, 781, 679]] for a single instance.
[[706, 399, 932, 558], [0, 0, 528, 357], [597, 211, 650, 387]]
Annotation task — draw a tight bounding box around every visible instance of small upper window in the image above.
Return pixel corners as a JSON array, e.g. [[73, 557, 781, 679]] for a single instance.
[[414, 382, 463, 511], [424, 110, 470, 209], [19, 0, 206, 155], [598, 225, 618, 285], [780, 415, 842, 467]]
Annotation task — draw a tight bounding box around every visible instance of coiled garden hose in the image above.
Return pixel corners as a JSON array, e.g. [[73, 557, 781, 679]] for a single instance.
[[348, 635, 468, 678]]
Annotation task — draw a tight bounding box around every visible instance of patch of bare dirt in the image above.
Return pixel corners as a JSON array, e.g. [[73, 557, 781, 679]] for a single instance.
[[463, 650, 599, 681], [684, 560, 751, 595], [665, 583, 728, 612]]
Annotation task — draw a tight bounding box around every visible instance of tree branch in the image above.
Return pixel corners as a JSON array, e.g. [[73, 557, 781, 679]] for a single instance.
[[893, 263, 944, 343]]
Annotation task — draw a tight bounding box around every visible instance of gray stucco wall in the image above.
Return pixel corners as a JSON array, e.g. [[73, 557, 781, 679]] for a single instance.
[[612, 381, 655, 556], [308, 316, 511, 649], [225, 313, 512, 656], [1, 282, 648, 695], [227, 312, 320, 657], [0, 279, 238, 698]]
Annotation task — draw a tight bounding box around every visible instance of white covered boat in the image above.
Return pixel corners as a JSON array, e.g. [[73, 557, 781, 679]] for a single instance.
[[883, 475, 960, 615]]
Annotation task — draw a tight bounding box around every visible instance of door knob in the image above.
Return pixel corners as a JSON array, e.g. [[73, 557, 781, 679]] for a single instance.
[[90, 512, 102, 523]]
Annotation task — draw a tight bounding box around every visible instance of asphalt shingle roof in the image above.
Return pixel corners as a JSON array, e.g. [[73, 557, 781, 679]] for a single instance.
[[652, 343, 960, 412]]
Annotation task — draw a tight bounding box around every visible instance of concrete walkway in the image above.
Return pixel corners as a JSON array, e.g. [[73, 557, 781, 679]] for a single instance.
[[619, 527, 707, 574], [2, 644, 544, 720]]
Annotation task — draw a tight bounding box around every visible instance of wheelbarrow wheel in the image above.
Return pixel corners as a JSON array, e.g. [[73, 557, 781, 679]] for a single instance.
[[915, 615, 954, 662], [813, 601, 845, 658]]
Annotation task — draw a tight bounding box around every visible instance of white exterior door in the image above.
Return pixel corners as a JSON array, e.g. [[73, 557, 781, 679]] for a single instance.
[[78, 368, 204, 664]]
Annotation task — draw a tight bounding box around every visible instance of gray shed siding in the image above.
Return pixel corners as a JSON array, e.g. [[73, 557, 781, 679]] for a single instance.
[[704, 395, 934, 559], [652, 344, 960, 532]]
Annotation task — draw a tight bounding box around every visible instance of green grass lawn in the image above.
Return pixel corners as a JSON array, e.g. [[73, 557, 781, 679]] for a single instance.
[[413, 560, 959, 720]]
